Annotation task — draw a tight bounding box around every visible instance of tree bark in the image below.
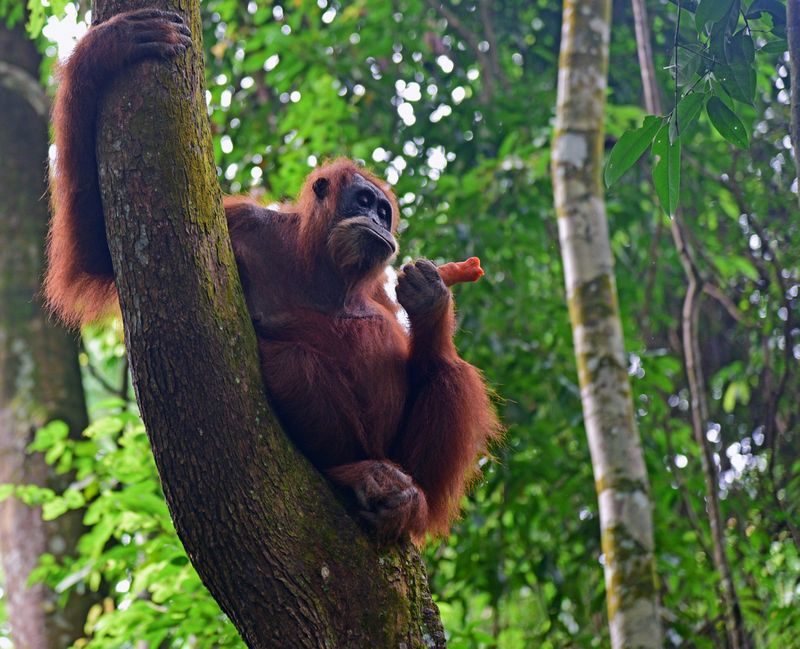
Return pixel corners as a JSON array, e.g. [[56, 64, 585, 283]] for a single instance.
[[91, 1, 444, 647], [0, 21, 93, 649], [551, 1, 662, 647], [631, 0, 663, 116]]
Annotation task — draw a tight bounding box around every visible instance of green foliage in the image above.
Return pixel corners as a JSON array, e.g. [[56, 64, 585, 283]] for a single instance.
[[604, 115, 663, 187], [695, 0, 735, 31], [706, 96, 750, 147], [605, 0, 784, 215], [18, 406, 244, 648], [651, 121, 682, 216]]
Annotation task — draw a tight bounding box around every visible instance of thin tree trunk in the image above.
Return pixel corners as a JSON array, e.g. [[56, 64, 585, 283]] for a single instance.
[[629, 2, 748, 646], [676, 235, 747, 649], [788, 0, 800, 204], [631, 0, 663, 116], [551, 2, 662, 647], [91, 1, 444, 646], [0, 21, 93, 649]]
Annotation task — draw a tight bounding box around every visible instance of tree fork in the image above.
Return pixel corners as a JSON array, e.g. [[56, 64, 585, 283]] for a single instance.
[[91, 0, 444, 646]]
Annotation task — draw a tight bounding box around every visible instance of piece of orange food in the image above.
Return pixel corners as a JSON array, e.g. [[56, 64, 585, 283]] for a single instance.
[[437, 257, 485, 287]]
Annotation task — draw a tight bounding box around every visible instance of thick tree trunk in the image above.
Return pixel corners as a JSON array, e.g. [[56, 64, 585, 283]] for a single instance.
[[0, 22, 93, 649], [551, 1, 662, 647], [91, 1, 444, 647]]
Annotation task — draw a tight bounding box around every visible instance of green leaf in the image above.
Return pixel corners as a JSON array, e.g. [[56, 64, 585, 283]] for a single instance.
[[695, 0, 735, 30], [729, 256, 759, 281], [723, 381, 751, 412], [651, 122, 681, 215], [718, 64, 756, 104], [731, 29, 755, 63], [91, 396, 128, 411], [677, 92, 707, 130], [746, 0, 786, 25], [25, 0, 44, 36], [604, 116, 663, 187], [44, 441, 65, 466], [720, 30, 756, 104], [708, 1, 740, 62], [84, 416, 125, 439], [63, 488, 86, 509], [706, 96, 749, 147], [675, 48, 702, 86], [43, 498, 69, 521], [242, 51, 267, 74], [749, 0, 787, 37], [14, 485, 55, 505], [28, 420, 69, 452], [759, 39, 788, 54]]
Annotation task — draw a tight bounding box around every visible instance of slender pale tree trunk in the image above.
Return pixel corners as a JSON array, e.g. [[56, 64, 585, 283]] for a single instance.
[[551, 2, 662, 646], [629, 2, 748, 646], [89, 1, 444, 646], [0, 21, 93, 649]]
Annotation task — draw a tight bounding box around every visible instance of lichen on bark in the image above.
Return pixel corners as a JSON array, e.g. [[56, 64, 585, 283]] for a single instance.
[[551, 1, 662, 647]]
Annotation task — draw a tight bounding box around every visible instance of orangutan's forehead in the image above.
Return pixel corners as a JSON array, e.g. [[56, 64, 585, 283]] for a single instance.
[[352, 173, 389, 200]]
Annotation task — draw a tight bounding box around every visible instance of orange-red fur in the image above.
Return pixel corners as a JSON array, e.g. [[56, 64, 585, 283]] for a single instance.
[[45, 9, 499, 541]]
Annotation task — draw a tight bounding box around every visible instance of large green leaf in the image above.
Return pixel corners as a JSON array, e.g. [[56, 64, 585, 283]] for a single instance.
[[718, 64, 756, 104], [651, 122, 681, 215], [706, 96, 749, 147], [731, 29, 755, 63], [746, 0, 787, 24], [719, 30, 757, 104], [604, 116, 663, 188], [695, 0, 735, 30], [677, 92, 707, 130], [759, 39, 788, 54], [675, 47, 702, 86], [708, 0, 740, 62]]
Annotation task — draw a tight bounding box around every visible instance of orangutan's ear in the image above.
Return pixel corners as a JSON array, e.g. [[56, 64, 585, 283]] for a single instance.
[[312, 178, 330, 200]]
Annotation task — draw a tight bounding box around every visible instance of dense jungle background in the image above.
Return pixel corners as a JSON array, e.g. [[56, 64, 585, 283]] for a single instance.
[[0, 0, 798, 647]]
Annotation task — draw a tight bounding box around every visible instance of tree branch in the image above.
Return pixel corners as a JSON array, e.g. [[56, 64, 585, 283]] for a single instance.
[[630, 0, 663, 115], [0, 61, 49, 118], [631, 1, 749, 645], [478, 1, 507, 92], [701, 283, 747, 324]]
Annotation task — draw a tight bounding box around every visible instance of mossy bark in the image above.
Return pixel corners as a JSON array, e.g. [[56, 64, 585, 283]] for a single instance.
[[551, 1, 662, 647], [91, 1, 444, 646], [0, 21, 93, 649]]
